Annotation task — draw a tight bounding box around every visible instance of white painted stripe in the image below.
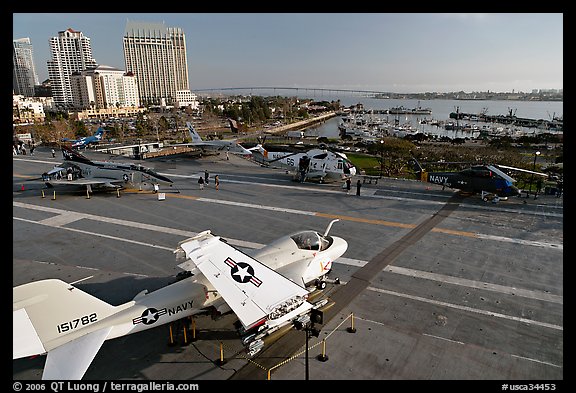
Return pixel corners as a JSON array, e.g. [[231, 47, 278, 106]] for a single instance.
[[422, 333, 465, 345], [13, 202, 562, 304], [14, 215, 563, 331], [196, 197, 317, 216], [511, 354, 562, 368], [476, 233, 563, 250], [14, 217, 175, 251], [365, 285, 563, 331], [69, 276, 94, 285], [354, 315, 560, 367], [39, 211, 86, 227], [384, 266, 563, 304]]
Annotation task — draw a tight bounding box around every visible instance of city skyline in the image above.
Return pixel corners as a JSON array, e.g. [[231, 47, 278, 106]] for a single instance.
[[13, 13, 563, 94]]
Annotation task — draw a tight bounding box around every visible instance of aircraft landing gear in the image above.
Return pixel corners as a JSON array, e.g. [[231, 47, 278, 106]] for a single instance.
[[315, 279, 327, 290]]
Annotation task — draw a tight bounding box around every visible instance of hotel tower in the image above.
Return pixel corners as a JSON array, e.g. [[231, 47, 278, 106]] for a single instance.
[[13, 37, 40, 97], [123, 20, 190, 106], [47, 28, 98, 109]]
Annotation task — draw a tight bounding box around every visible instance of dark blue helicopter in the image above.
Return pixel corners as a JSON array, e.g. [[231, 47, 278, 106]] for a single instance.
[[412, 158, 547, 200]]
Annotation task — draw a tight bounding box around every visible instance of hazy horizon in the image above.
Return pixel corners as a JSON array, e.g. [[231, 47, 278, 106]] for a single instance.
[[13, 13, 563, 94]]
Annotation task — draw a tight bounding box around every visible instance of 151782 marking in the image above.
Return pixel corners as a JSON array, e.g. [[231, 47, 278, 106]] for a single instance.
[[57, 313, 97, 333]]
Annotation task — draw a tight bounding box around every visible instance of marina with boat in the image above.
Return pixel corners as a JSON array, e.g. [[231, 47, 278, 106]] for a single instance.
[[315, 97, 563, 142]]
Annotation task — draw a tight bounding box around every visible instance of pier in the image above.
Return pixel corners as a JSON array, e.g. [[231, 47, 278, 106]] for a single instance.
[[261, 111, 337, 135], [449, 111, 562, 131]]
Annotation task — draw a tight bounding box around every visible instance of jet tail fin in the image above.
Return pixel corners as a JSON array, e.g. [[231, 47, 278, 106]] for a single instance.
[[186, 122, 203, 143], [62, 145, 94, 164], [412, 157, 423, 173], [13, 279, 116, 360], [411, 158, 428, 182], [248, 144, 267, 158]]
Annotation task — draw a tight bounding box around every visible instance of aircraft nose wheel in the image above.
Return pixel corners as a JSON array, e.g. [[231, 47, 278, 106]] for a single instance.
[[315, 279, 327, 290]]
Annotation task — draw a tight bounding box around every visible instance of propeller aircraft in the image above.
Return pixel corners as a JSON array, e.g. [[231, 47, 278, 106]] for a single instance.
[[13, 220, 347, 379], [39, 145, 175, 195], [412, 158, 548, 201]]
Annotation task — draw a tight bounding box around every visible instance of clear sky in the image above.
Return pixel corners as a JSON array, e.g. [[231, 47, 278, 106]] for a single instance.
[[12, 13, 563, 94]]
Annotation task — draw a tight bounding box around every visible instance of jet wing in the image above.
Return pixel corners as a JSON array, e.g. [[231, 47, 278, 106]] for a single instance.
[[175, 231, 311, 330], [43, 327, 112, 380]]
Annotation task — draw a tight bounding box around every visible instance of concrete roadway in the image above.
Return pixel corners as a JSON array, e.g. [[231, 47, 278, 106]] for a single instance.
[[12, 147, 563, 381]]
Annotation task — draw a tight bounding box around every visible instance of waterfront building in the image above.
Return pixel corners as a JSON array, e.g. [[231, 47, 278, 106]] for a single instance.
[[47, 28, 98, 110], [123, 20, 190, 106], [13, 38, 40, 97], [70, 65, 140, 110]]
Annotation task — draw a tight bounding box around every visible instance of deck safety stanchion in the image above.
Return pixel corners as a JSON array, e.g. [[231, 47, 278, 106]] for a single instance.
[[347, 313, 357, 333], [168, 324, 175, 346], [190, 317, 197, 342], [317, 339, 329, 361], [182, 323, 189, 345], [215, 341, 226, 365]]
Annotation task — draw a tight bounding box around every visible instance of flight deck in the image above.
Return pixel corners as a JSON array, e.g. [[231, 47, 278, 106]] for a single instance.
[[12, 147, 563, 381]]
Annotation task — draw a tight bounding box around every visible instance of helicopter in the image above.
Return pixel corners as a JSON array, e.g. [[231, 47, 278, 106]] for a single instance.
[[411, 158, 548, 201], [248, 138, 357, 183]]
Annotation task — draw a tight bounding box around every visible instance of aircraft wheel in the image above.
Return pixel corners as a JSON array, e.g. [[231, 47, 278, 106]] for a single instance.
[[315, 279, 327, 290], [483, 197, 489, 202]]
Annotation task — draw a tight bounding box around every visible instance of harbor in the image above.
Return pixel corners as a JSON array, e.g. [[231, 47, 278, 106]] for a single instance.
[[298, 97, 563, 142]]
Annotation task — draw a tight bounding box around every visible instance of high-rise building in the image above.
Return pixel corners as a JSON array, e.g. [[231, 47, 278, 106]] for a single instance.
[[13, 38, 40, 97], [47, 28, 98, 109], [123, 21, 190, 106]]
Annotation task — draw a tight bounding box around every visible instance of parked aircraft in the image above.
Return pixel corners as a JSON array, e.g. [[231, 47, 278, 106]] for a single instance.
[[13, 220, 347, 379], [183, 122, 252, 156], [250, 144, 357, 183], [412, 158, 547, 201], [40, 146, 175, 194], [62, 127, 106, 149]]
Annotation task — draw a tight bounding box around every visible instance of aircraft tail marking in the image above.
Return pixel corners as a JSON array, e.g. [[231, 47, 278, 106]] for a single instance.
[[13, 279, 116, 359]]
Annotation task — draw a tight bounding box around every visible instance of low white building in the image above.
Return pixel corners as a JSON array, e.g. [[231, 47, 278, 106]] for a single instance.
[[175, 89, 199, 109], [13, 94, 46, 124]]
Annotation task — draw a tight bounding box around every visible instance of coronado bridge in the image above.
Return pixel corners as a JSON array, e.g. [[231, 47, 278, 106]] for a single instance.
[[192, 86, 395, 97]]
